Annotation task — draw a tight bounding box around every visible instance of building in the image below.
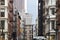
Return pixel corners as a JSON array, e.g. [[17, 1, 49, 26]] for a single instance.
[[16, 13, 21, 40], [24, 13, 33, 40], [38, 0, 44, 36], [0, 0, 8, 40], [0, 0, 21, 40], [33, 17, 38, 37], [44, 0, 56, 40], [14, 0, 33, 40], [13, 0, 25, 40], [56, 0, 60, 40], [38, 0, 57, 40]]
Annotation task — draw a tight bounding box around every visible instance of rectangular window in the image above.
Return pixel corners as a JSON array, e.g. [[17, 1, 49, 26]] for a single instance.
[[0, 0, 5, 5], [1, 12, 5, 17], [51, 8, 55, 15], [0, 20, 5, 29], [51, 20, 56, 29], [0, 8, 5, 17]]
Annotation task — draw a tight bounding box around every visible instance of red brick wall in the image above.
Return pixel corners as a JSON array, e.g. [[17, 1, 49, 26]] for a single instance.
[[8, 0, 13, 40], [56, 0, 60, 40]]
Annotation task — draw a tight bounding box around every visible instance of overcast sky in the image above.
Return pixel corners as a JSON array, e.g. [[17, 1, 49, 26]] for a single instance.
[[27, 0, 38, 24]]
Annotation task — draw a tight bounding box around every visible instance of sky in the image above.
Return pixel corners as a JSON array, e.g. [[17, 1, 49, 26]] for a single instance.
[[27, 0, 38, 24]]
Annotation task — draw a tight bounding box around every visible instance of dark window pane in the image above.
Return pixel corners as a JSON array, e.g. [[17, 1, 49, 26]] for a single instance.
[[51, 20, 55, 29], [1, 12, 5, 17], [51, 8, 55, 15], [0, 20, 5, 29], [1, 0, 5, 5]]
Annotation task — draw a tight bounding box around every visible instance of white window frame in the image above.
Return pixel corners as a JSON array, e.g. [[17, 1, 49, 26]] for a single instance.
[[48, 0, 56, 5], [49, 8, 56, 16]]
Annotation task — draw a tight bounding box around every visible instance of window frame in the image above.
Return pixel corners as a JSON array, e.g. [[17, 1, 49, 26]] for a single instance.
[[0, 8, 5, 17], [0, 0, 5, 5], [0, 20, 5, 29], [50, 20, 56, 30], [50, 8, 55, 15]]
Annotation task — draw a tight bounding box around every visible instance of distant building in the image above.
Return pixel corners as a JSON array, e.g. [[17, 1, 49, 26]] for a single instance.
[[33, 17, 38, 37], [24, 13, 33, 40], [8, 0, 13, 40], [35, 17, 38, 36], [13, 0, 25, 40]]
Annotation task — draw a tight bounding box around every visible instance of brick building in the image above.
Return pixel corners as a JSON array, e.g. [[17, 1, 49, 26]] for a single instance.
[[56, 0, 60, 40], [8, 0, 21, 40], [0, 0, 21, 40], [0, 0, 8, 40], [8, 0, 13, 40]]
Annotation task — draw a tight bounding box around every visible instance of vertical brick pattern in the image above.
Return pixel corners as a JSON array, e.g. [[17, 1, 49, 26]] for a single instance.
[[56, 0, 60, 40], [8, 0, 13, 40]]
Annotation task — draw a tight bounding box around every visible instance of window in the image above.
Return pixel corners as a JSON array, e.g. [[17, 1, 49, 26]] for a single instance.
[[49, 0, 56, 5], [0, 0, 5, 5], [51, 8, 55, 15], [0, 8, 5, 17], [0, 20, 5, 29], [1, 12, 5, 17], [51, 20, 56, 29], [0, 33, 5, 40]]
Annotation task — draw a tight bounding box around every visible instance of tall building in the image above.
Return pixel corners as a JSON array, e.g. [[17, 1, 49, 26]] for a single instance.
[[0, 0, 21, 40], [34, 17, 38, 37], [8, 0, 13, 40], [38, 0, 57, 40], [44, 0, 56, 40], [24, 13, 33, 40], [56, 0, 60, 40], [38, 0, 44, 36], [0, 0, 8, 40]]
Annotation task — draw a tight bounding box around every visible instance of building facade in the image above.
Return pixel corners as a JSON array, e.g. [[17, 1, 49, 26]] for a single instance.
[[34, 17, 38, 37], [56, 0, 60, 40], [0, 0, 21, 40], [44, 0, 56, 40], [8, 0, 13, 40], [24, 13, 33, 40], [13, 0, 25, 40], [0, 0, 8, 40]]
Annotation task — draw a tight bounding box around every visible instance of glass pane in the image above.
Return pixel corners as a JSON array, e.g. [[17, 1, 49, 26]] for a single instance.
[[1, 12, 5, 17], [51, 20, 55, 29], [51, 8, 55, 15], [1, 20, 5, 29], [1, 0, 5, 5]]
